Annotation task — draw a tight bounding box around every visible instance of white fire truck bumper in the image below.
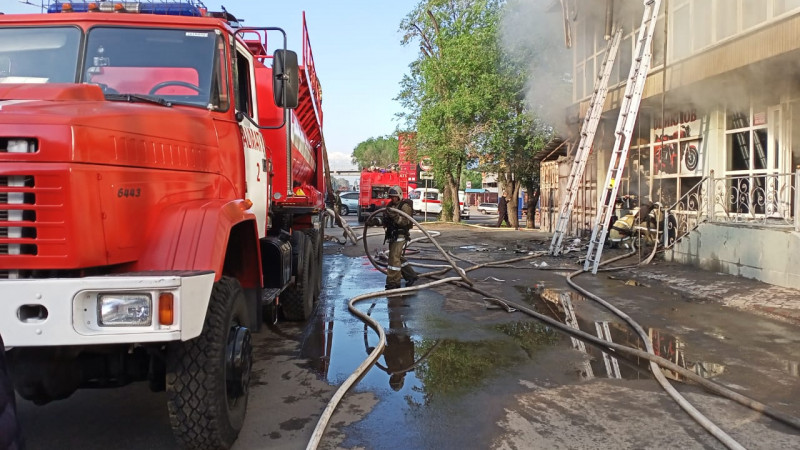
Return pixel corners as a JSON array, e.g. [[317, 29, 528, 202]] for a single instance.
[[0, 272, 215, 347]]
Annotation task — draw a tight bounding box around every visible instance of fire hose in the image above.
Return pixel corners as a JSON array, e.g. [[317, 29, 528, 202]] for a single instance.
[[307, 209, 799, 450]]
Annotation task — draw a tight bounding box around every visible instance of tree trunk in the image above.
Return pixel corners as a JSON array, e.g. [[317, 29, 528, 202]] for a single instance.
[[499, 176, 521, 230], [508, 184, 520, 229], [525, 181, 538, 229], [444, 172, 459, 222]]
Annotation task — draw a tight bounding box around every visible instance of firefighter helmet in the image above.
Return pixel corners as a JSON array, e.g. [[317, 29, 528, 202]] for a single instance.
[[388, 186, 403, 198]]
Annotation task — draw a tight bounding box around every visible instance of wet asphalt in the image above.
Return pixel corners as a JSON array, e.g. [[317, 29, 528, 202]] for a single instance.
[[295, 220, 800, 449], [15, 216, 800, 449]]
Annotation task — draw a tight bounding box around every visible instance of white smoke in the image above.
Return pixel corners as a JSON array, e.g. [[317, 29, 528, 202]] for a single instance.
[[500, 0, 574, 136]]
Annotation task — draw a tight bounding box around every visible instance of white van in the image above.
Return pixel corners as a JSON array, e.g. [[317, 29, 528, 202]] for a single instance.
[[409, 188, 469, 219], [410, 188, 441, 215], [458, 190, 469, 219]]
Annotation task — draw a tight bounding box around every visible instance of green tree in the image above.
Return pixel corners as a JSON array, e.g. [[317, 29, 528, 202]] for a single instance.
[[469, 0, 563, 228], [398, 0, 505, 222], [461, 169, 481, 191], [350, 135, 399, 169], [398, 0, 559, 225]]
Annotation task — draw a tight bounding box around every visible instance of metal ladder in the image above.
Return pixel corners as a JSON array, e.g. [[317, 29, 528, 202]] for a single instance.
[[561, 293, 586, 352], [594, 321, 621, 378], [550, 28, 623, 256], [561, 293, 595, 380], [584, 0, 662, 273]]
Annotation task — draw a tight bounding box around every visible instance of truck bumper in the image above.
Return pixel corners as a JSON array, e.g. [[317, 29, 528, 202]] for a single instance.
[[0, 271, 215, 347]]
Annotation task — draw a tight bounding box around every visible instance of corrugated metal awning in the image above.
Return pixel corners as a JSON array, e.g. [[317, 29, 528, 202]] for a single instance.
[[534, 137, 569, 162]]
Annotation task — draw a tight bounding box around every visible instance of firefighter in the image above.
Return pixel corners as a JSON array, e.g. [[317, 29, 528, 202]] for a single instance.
[[377, 186, 419, 290]]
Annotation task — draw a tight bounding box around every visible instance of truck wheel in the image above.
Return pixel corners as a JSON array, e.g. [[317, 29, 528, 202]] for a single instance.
[[357, 206, 365, 223], [282, 232, 314, 321], [303, 228, 322, 300], [166, 276, 252, 449]]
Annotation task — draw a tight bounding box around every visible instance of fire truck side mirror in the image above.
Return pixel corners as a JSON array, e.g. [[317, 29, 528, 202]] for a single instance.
[[273, 49, 298, 109]]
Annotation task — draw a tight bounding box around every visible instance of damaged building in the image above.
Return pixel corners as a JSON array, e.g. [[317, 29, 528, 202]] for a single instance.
[[542, 0, 800, 289]]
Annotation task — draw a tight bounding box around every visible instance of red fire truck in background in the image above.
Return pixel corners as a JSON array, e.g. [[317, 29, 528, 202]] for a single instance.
[[0, 2, 328, 447], [357, 167, 409, 222], [356, 133, 418, 222]]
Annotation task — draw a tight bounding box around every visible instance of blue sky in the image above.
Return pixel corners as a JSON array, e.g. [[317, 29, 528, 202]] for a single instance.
[[1, 0, 420, 172]]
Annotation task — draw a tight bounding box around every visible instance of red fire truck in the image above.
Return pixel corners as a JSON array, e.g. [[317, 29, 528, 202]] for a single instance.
[[0, 2, 327, 447], [357, 168, 409, 222], [356, 134, 417, 222]]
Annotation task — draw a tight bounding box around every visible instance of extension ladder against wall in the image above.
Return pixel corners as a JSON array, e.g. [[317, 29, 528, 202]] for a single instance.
[[549, 28, 623, 256], [584, 0, 662, 274]]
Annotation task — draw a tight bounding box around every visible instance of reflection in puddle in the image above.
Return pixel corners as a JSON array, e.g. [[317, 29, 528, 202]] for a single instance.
[[413, 322, 559, 400], [534, 288, 726, 382], [301, 255, 562, 403], [364, 298, 434, 392]]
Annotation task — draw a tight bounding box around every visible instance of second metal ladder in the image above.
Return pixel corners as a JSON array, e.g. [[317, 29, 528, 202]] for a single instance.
[[550, 28, 622, 256], [584, 0, 662, 273]]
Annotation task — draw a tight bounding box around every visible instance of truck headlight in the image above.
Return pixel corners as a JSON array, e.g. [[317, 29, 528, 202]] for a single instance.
[[98, 294, 152, 326]]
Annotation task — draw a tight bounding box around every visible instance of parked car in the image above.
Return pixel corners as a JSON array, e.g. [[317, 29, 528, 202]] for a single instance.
[[478, 202, 499, 214], [338, 191, 359, 216]]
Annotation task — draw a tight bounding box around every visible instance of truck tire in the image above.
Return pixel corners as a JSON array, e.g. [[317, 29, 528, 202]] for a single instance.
[[0, 335, 23, 450], [166, 276, 252, 449], [303, 228, 323, 299], [282, 231, 314, 321], [357, 206, 365, 223]]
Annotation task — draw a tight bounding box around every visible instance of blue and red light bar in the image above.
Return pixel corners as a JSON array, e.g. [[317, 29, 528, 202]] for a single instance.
[[47, 1, 206, 16]]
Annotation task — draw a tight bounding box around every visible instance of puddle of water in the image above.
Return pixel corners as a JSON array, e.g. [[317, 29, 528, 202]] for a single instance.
[[302, 254, 562, 403], [529, 287, 728, 382]]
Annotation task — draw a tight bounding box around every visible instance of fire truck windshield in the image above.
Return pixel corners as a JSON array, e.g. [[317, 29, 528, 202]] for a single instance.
[[83, 27, 224, 109], [0, 25, 228, 110], [0, 27, 82, 83]]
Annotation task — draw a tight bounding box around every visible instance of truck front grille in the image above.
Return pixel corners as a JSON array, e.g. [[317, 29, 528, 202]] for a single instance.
[[1, 175, 38, 256], [0, 138, 38, 153]]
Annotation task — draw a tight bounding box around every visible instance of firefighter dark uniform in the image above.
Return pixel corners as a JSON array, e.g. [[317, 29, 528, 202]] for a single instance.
[[382, 187, 419, 290]]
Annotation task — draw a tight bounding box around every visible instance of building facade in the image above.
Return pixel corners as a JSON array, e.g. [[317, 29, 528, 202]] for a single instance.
[[553, 0, 800, 288]]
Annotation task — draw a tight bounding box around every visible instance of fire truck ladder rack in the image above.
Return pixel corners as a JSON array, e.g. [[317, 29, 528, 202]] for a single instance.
[[549, 28, 622, 256], [297, 12, 323, 150], [584, 0, 661, 274], [238, 14, 322, 148]]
